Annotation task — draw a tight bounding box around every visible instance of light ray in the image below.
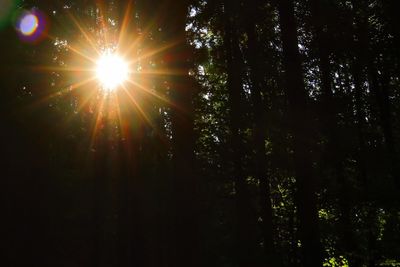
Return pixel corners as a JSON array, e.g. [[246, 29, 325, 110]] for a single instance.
[[126, 78, 175, 108], [33, 65, 94, 73], [46, 32, 97, 64], [117, 0, 134, 47], [113, 94, 125, 140], [125, 40, 180, 65], [67, 11, 101, 56], [120, 84, 154, 129], [66, 44, 97, 63], [138, 68, 187, 76], [65, 88, 98, 123], [24, 77, 97, 111], [95, 0, 109, 45], [89, 95, 108, 150]]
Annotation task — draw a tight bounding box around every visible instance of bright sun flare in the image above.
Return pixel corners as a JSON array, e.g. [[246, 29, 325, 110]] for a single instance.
[[96, 53, 129, 91]]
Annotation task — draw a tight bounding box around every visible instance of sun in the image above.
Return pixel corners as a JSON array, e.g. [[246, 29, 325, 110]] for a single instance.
[[96, 53, 129, 91]]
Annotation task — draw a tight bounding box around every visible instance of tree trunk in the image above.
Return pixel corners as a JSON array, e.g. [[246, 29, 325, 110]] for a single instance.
[[356, 12, 399, 189], [276, 1, 322, 266], [384, 0, 400, 72], [223, 0, 260, 265], [309, 0, 355, 262], [164, 1, 200, 266], [92, 96, 113, 267], [244, 2, 276, 264]]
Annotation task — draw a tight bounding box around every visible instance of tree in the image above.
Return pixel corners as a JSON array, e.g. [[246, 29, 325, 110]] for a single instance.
[[276, 0, 323, 266]]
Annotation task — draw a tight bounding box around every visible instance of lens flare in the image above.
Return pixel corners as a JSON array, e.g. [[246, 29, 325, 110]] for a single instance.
[[96, 53, 129, 91], [19, 13, 38, 36], [16, 9, 47, 43]]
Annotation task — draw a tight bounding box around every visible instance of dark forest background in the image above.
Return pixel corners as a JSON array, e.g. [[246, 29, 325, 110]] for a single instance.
[[1, 0, 400, 266]]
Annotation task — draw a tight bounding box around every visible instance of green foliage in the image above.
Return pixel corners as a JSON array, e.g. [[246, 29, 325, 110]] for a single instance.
[[380, 259, 400, 267], [323, 256, 349, 267]]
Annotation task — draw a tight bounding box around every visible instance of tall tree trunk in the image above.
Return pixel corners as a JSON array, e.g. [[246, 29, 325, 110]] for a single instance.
[[367, 60, 399, 188], [384, 0, 400, 72], [115, 91, 142, 267], [164, 1, 200, 266], [309, 0, 355, 262], [276, 1, 322, 266], [349, 18, 370, 266], [244, 1, 276, 265], [92, 96, 113, 267], [223, 0, 260, 265], [354, 9, 399, 189], [353, 6, 400, 266]]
